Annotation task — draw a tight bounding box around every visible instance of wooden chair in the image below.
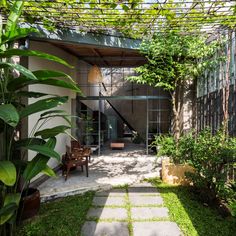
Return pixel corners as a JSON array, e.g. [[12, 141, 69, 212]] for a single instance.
[[62, 148, 90, 181], [71, 140, 82, 150], [71, 140, 92, 162]]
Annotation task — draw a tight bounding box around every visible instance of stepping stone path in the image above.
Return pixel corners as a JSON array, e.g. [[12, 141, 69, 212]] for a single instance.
[[81, 182, 182, 236]]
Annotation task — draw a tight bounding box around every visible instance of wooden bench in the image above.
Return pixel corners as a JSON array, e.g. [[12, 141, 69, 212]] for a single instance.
[[110, 142, 125, 150]]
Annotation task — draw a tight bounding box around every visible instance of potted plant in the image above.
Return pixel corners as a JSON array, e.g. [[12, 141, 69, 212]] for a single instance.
[[152, 134, 195, 185], [0, 1, 81, 235]]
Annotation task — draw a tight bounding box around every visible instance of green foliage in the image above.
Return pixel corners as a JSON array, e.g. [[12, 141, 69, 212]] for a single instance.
[[179, 129, 236, 197], [0, 1, 81, 234], [2, 0, 235, 38], [149, 178, 236, 236], [17, 192, 94, 236], [152, 134, 176, 159], [0, 161, 16, 186], [127, 31, 221, 92], [152, 129, 236, 214]]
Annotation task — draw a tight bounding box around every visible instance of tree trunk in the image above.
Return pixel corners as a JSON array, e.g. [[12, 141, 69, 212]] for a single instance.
[[222, 30, 231, 136], [171, 82, 182, 142]]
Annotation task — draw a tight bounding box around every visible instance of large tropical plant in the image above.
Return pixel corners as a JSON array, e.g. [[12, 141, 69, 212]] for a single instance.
[[0, 1, 81, 235]]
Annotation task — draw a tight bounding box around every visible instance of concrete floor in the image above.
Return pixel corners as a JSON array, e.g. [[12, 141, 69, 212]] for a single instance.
[[38, 142, 161, 202]]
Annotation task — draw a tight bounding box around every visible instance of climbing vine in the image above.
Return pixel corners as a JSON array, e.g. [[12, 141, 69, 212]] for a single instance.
[[1, 0, 236, 38]]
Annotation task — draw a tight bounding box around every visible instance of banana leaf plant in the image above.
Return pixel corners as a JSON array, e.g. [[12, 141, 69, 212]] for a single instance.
[[0, 1, 81, 235]]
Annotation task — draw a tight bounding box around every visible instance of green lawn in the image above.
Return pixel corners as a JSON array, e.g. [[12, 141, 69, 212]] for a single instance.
[[17, 191, 94, 236], [17, 181, 236, 236], [149, 178, 236, 236]]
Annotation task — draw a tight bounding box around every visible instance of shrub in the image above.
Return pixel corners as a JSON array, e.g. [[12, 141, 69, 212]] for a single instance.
[[153, 129, 236, 213], [152, 134, 176, 159]]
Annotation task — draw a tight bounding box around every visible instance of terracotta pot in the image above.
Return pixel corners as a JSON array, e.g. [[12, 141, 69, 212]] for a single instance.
[[18, 188, 40, 221]]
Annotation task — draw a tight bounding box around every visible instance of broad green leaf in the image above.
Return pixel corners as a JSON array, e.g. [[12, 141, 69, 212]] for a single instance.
[[2, 28, 38, 44], [42, 165, 56, 177], [22, 154, 49, 181], [7, 76, 34, 91], [44, 137, 57, 149], [0, 161, 16, 186], [0, 104, 19, 127], [14, 138, 46, 149], [8, 76, 81, 94], [39, 114, 72, 126], [33, 70, 73, 80], [0, 203, 17, 225], [33, 70, 77, 86], [5, 1, 24, 37], [37, 79, 82, 94], [40, 109, 66, 117], [2, 193, 21, 224], [4, 193, 21, 206], [0, 14, 2, 45], [34, 125, 70, 139], [0, 49, 73, 68], [20, 96, 68, 118], [16, 91, 49, 98], [22, 145, 60, 160], [0, 62, 37, 81]]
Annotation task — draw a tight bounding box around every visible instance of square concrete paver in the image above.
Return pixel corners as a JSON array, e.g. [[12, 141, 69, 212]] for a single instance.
[[87, 207, 128, 220], [129, 196, 163, 206], [130, 182, 153, 187], [92, 196, 125, 206], [128, 192, 160, 196], [133, 222, 182, 236], [81, 221, 129, 236], [96, 188, 126, 197], [131, 207, 169, 220], [128, 187, 159, 195]]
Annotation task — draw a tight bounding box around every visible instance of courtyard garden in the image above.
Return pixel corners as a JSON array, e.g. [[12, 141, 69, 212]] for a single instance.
[[1, 1, 236, 236], [17, 181, 236, 236]]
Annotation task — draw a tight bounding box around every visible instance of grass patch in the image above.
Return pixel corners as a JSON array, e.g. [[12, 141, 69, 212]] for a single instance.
[[17, 191, 94, 236], [132, 217, 169, 222], [91, 205, 125, 209], [130, 204, 163, 207], [86, 217, 127, 222], [148, 178, 236, 236], [124, 187, 133, 236]]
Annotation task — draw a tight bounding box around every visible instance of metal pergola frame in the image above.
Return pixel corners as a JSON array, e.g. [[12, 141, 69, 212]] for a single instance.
[[3, 1, 236, 37]]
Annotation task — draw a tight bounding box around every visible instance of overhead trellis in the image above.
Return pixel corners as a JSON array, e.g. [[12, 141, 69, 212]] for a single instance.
[[1, 0, 236, 38]]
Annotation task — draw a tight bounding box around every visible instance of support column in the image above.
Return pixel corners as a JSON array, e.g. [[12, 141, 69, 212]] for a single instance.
[[146, 99, 149, 155], [98, 83, 101, 156]]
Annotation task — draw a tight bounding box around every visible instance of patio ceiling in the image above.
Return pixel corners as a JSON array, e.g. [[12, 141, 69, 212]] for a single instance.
[[49, 41, 146, 67], [30, 27, 147, 67]]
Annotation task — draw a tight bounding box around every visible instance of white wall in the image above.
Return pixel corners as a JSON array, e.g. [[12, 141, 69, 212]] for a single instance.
[[28, 41, 77, 171]]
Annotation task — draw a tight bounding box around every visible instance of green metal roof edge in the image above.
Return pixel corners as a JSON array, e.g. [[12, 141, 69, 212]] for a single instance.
[[29, 25, 142, 50]]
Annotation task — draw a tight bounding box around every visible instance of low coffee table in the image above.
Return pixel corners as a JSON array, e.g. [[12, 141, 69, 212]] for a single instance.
[[110, 142, 125, 150]]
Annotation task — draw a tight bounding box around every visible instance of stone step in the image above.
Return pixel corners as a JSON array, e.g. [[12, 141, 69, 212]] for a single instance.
[[81, 221, 129, 236], [133, 222, 182, 236], [131, 207, 169, 220], [87, 207, 128, 220], [92, 196, 125, 207], [129, 196, 163, 206]]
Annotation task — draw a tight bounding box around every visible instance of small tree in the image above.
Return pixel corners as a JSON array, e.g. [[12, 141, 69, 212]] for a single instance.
[[127, 31, 222, 141]]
